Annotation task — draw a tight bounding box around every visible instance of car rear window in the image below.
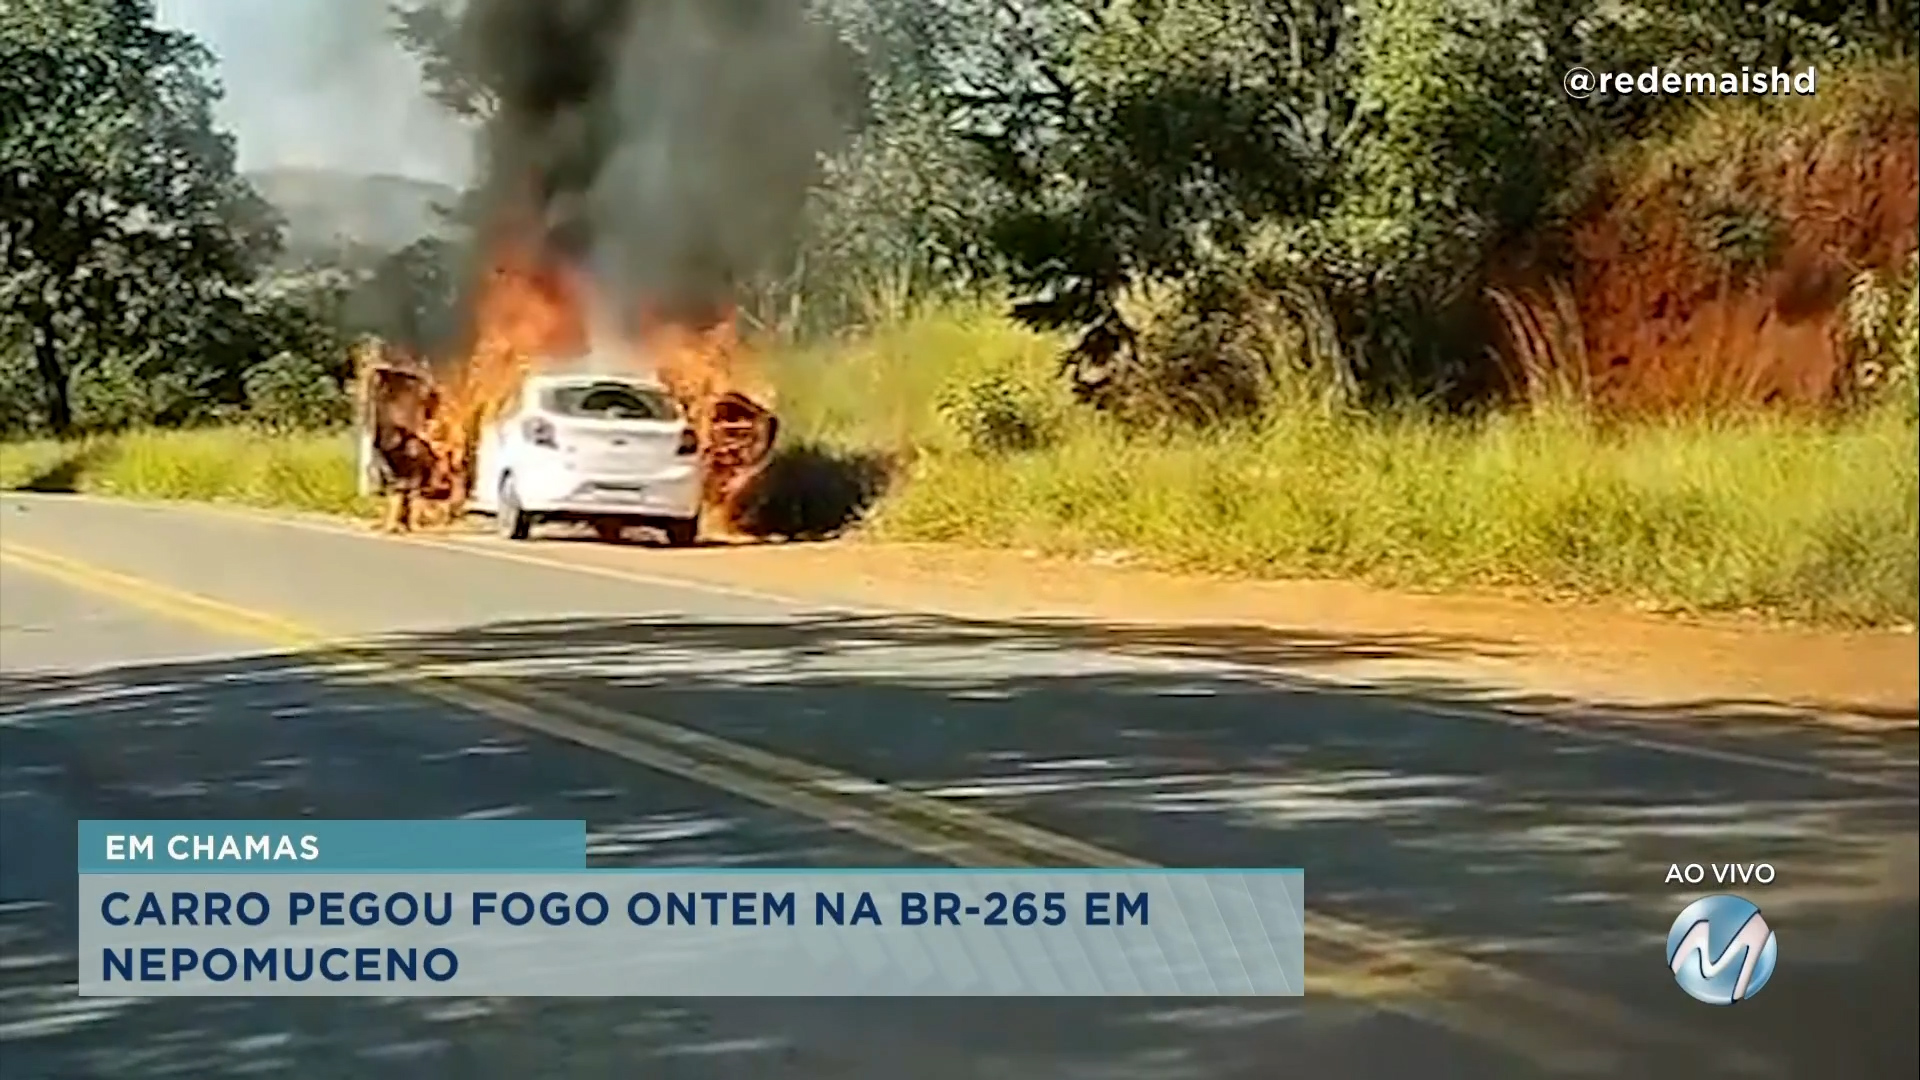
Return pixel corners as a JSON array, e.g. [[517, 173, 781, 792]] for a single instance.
[[544, 382, 677, 421]]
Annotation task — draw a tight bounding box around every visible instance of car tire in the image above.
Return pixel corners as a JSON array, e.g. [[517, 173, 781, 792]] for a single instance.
[[661, 516, 698, 548], [498, 475, 533, 541]]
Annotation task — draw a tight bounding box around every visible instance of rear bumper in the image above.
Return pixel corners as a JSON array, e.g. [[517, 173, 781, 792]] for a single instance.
[[514, 462, 702, 519]]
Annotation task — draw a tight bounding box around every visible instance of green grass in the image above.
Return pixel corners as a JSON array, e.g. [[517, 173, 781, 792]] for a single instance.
[[5, 303, 1916, 626], [0, 427, 370, 515]]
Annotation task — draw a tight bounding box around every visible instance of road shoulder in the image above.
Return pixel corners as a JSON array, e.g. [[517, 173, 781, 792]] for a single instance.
[[522, 536, 1919, 728]]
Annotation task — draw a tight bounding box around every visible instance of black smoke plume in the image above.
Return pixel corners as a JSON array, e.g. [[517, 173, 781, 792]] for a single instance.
[[455, 0, 866, 325]]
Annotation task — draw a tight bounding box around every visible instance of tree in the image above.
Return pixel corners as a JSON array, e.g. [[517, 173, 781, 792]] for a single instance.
[[880, 0, 1912, 414], [390, 0, 492, 120], [344, 234, 469, 357], [0, 0, 282, 434]]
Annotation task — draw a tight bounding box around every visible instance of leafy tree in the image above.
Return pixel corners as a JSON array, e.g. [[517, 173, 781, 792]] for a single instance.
[[243, 351, 352, 431], [0, 326, 43, 433], [240, 268, 361, 384], [343, 234, 469, 358], [788, 2, 1024, 330], [390, 0, 497, 121], [0, 0, 283, 434], [899, 1, 1913, 415]]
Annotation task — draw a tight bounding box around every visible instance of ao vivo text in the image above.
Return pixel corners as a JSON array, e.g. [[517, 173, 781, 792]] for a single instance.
[[1664, 862, 1776, 885]]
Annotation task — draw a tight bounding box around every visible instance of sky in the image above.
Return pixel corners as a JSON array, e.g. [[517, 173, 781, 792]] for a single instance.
[[154, 0, 474, 184]]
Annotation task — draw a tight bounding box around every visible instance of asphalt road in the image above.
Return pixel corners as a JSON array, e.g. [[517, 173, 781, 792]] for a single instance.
[[1, 493, 1914, 1079]]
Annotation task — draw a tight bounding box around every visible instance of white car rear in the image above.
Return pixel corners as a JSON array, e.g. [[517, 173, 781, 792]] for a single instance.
[[466, 374, 704, 545]]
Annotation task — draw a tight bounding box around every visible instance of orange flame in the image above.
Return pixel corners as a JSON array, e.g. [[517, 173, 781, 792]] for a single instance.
[[417, 243, 586, 495], [370, 233, 777, 530], [631, 304, 779, 531]]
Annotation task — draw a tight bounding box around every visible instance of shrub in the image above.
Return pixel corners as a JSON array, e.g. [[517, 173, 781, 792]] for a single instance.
[[243, 352, 352, 431], [1844, 253, 1920, 420], [934, 372, 1053, 454], [0, 345, 42, 435], [70, 358, 161, 432]]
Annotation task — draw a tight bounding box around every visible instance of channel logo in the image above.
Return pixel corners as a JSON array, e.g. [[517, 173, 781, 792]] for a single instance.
[[1666, 894, 1778, 1005]]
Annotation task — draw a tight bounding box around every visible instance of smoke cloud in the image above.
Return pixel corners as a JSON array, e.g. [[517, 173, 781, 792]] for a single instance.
[[154, 0, 472, 185], [458, 0, 867, 323]]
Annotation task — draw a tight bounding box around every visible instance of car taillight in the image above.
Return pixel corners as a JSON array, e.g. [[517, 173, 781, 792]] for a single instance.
[[676, 427, 698, 456], [523, 417, 557, 448]]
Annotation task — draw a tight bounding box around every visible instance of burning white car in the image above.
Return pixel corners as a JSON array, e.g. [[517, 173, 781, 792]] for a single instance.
[[464, 372, 705, 545]]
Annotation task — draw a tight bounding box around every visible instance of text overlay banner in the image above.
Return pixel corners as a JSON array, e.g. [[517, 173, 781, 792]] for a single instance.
[[80, 871, 1305, 997], [78, 820, 587, 873]]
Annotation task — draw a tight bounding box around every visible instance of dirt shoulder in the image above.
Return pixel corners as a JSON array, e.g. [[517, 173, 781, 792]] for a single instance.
[[534, 535, 1918, 728], [34, 494, 1912, 729]]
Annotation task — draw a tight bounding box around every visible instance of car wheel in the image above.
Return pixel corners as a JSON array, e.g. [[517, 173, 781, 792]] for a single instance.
[[661, 516, 698, 548], [498, 475, 533, 541]]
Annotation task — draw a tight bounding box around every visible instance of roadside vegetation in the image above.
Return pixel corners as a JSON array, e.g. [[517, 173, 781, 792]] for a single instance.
[[4, 2, 1916, 627], [771, 304, 1918, 627], [8, 296, 1912, 624], [0, 429, 366, 515]]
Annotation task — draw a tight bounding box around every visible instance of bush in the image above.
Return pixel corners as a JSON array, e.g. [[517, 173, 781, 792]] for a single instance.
[[243, 352, 351, 431], [0, 346, 42, 435], [1844, 253, 1920, 421], [934, 372, 1054, 454], [1093, 276, 1332, 428], [70, 358, 162, 432], [766, 302, 1067, 453]]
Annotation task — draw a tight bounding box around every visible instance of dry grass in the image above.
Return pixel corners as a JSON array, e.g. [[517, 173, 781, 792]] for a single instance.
[[770, 305, 1918, 627]]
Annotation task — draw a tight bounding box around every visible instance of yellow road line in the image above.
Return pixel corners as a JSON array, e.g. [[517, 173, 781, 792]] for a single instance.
[[32, 491, 1917, 749], [82, 491, 1913, 790], [0, 540, 1776, 1077]]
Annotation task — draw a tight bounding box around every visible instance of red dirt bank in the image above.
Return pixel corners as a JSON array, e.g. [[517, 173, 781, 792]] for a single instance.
[[1520, 67, 1920, 412]]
